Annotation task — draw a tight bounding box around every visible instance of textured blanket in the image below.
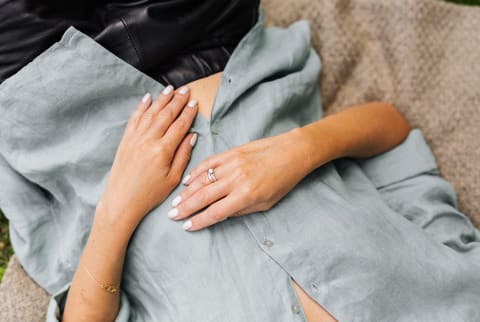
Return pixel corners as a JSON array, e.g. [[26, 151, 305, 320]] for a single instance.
[[1, 0, 479, 320]]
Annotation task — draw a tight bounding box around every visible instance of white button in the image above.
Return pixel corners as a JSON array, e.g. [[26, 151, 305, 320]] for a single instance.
[[262, 238, 274, 247], [210, 123, 219, 135], [291, 304, 301, 314]]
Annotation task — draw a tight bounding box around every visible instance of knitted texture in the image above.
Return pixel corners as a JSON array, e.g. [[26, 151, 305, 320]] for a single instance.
[[1, 0, 479, 320], [263, 0, 480, 228], [0, 255, 49, 321]]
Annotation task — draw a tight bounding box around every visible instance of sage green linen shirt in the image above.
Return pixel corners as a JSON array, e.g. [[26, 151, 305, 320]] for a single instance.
[[0, 12, 479, 322]]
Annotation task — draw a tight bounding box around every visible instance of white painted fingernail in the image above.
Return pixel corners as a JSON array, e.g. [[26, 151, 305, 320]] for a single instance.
[[187, 99, 197, 108], [182, 174, 191, 185], [162, 85, 174, 95], [141, 93, 151, 103], [189, 133, 198, 147], [171, 195, 182, 207], [178, 86, 189, 95], [183, 220, 192, 230], [168, 208, 178, 219]]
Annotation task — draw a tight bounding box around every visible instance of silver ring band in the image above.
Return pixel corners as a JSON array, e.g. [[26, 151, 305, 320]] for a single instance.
[[207, 168, 217, 183]]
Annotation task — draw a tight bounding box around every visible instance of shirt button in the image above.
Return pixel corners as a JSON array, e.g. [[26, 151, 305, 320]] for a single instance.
[[291, 304, 301, 315], [262, 238, 274, 247], [210, 123, 219, 135]]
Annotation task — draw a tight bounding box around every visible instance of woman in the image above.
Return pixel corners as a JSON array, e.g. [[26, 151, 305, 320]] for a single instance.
[[61, 76, 410, 321], [50, 15, 477, 322], [1, 3, 479, 322]]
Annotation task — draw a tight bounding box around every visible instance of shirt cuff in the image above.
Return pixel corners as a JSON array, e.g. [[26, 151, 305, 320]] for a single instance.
[[46, 283, 132, 321], [356, 129, 438, 188]]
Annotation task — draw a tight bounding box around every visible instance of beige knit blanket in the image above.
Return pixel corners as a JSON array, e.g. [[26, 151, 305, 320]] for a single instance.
[[1, 0, 479, 320]]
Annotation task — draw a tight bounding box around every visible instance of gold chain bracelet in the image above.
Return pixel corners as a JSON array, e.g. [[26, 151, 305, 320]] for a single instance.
[[82, 264, 119, 294]]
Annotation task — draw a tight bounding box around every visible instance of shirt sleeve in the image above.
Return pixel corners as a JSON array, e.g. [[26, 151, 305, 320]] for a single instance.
[[356, 129, 480, 261], [46, 284, 133, 322]]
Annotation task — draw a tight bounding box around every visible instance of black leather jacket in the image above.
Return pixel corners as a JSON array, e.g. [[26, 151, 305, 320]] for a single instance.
[[0, 0, 259, 87]]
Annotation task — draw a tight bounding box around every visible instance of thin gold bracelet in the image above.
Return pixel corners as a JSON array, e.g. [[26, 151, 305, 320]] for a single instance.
[[82, 264, 119, 294]]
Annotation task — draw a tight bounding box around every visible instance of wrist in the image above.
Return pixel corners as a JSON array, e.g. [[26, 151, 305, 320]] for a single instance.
[[289, 121, 343, 172], [86, 216, 130, 262], [93, 199, 142, 239], [285, 127, 319, 175]]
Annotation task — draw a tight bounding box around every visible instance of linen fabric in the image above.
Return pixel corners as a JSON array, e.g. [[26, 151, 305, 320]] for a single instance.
[[0, 12, 479, 322]]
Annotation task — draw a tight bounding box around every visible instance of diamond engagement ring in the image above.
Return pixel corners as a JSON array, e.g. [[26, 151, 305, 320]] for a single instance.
[[207, 168, 217, 183]]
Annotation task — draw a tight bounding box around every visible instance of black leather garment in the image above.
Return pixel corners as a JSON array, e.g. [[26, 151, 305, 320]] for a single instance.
[[0, 0, 259, 87]]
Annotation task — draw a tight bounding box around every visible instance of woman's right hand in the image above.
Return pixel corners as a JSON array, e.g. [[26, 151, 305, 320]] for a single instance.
[[97, 85, 198, 234]]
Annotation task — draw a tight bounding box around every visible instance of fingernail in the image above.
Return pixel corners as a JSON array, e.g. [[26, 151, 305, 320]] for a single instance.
[[187, 99, 197, 108], [183, 220, 192, 231], [178, 86, 189, 95], [189, 133, 198, 147], [162, 85, 174, 95], [168, 208, 179, 219], [141, 93, 151, 103], [182, 174, 191, 185], [171, 195, 182, 207]]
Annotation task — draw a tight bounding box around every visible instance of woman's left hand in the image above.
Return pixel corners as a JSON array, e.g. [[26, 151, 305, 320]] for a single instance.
[[167, 128, 317, 231]]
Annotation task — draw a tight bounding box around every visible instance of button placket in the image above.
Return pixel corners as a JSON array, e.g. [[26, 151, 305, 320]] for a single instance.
[[287, 277, 308, 322]]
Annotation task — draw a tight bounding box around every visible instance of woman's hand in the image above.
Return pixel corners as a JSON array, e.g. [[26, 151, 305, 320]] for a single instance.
[[64, 86, 199, 322], [97, 85, 199, 234], [167, 128, 316, 231], [167, 101, 410, 232]]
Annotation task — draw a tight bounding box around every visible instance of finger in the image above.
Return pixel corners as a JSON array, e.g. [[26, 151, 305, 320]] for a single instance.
[[149, 86, 191, 137], [168, 178, 231, 221], [182, 194, 246, 232], [167, 132, 198, 185], [177, 162, 230, 203], [148, 85, 174, 114], [137, 86, 174, 132], [126, 92, 152, 131], [181, 152, 232, 186], [162, 99, 198, 154]]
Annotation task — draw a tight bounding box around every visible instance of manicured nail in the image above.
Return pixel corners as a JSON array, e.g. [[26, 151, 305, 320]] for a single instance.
[[162, 85, 174, 95], [183, 220, 192, 231], [168, 208, 178, 219], [182, 174, 191, 185], [190, 133, 198, 147], [187, 99, 197, 108], [171, 195, 182, 207], [141, 93, 151, 103], [178, 86, 189, 95]]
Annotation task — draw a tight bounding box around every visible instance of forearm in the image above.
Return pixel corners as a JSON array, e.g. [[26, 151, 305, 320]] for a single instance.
[[62, 204, 139, 321], [60, 83, 197, 320], [295, 102, 411, 173]]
